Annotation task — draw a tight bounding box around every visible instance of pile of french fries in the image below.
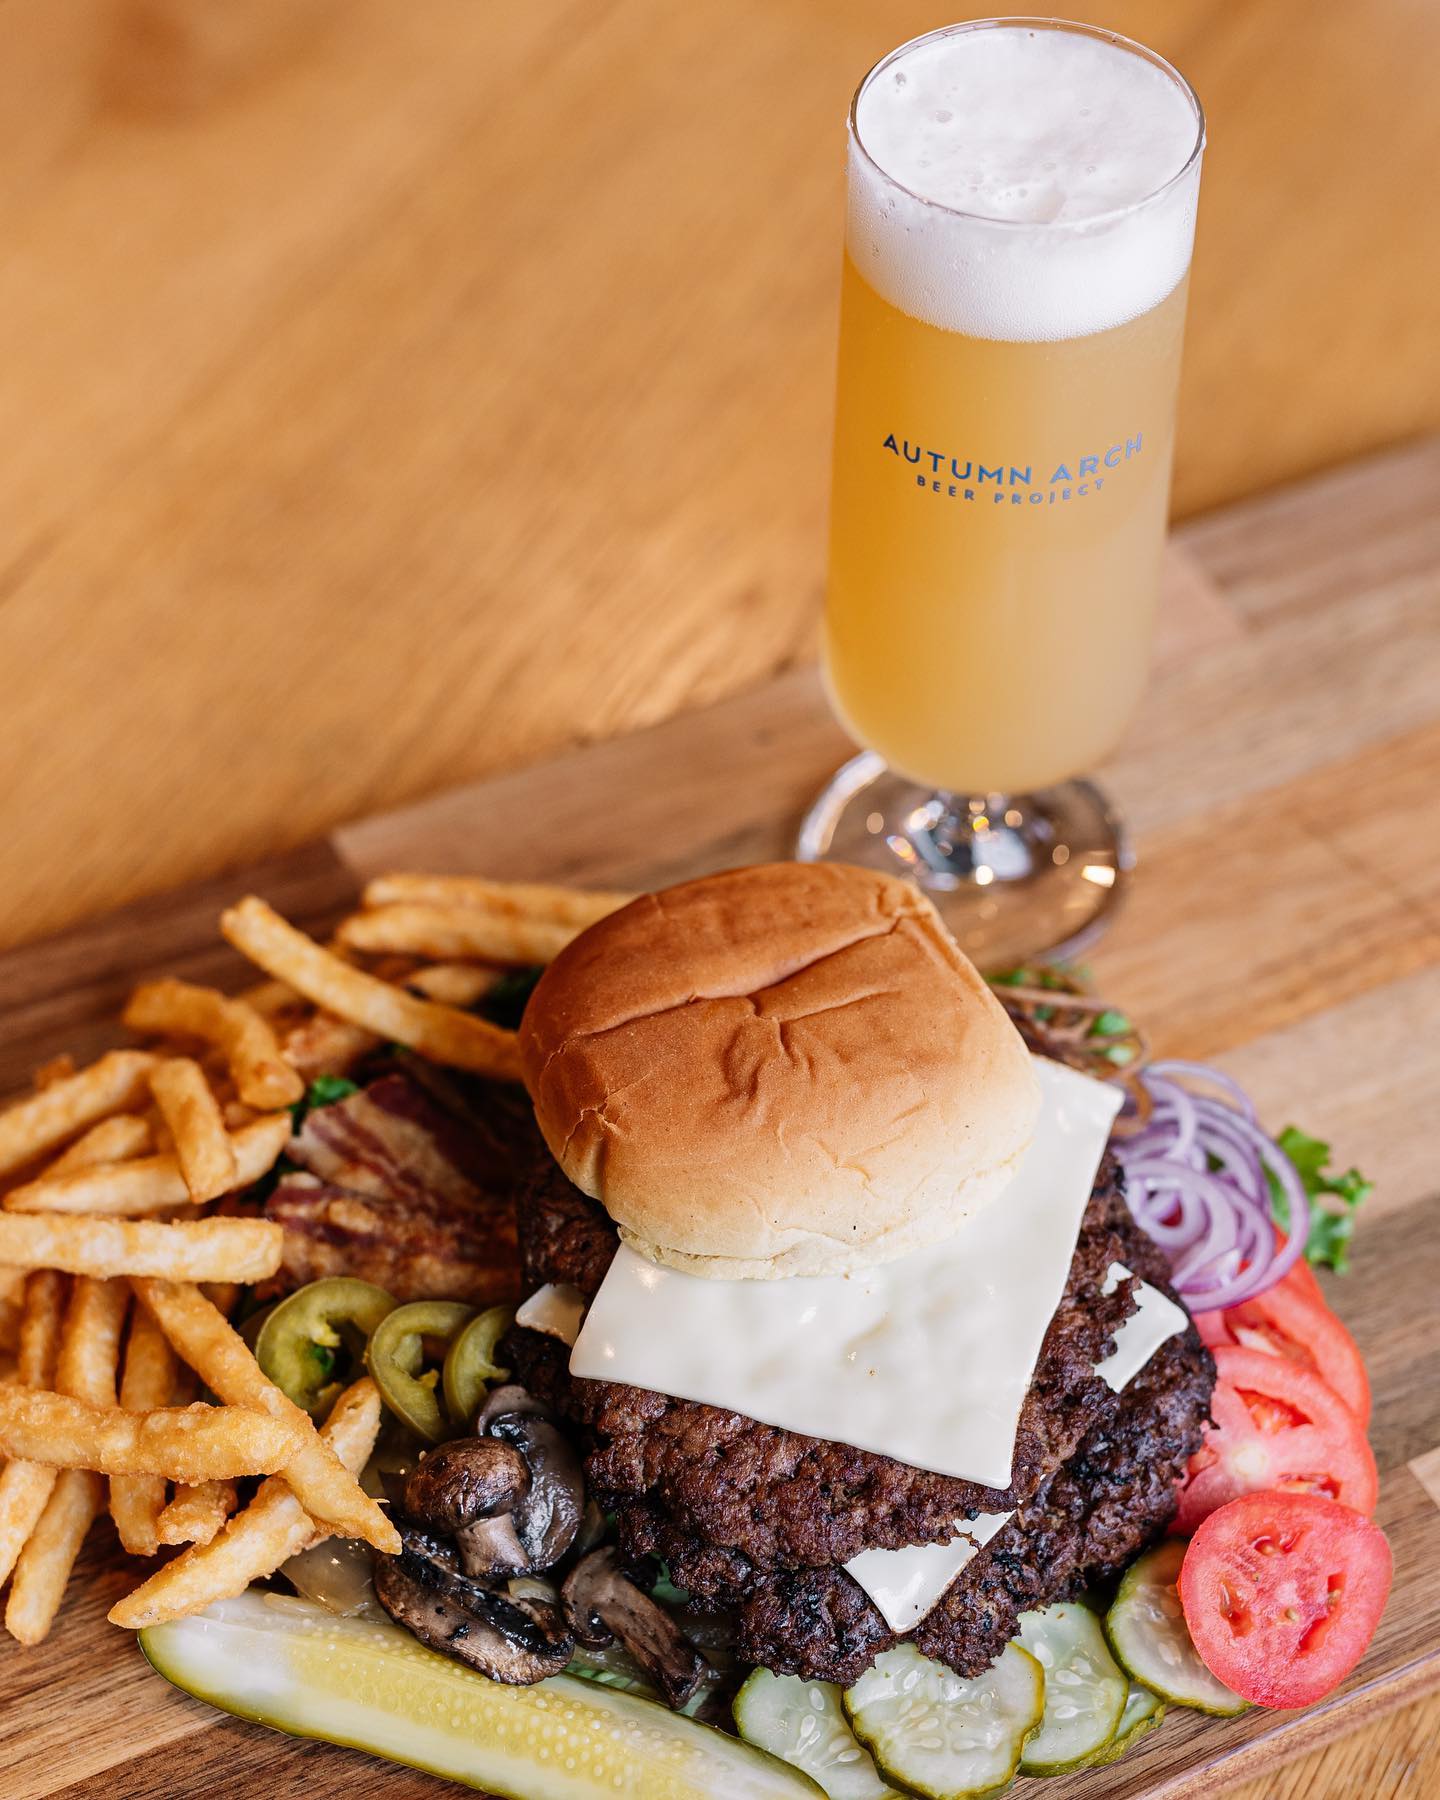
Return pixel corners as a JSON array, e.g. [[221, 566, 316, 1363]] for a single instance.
[[0, 873, 632, 1645]]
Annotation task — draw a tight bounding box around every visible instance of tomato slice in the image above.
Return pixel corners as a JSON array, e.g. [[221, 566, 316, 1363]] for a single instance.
[[1194, 1283, 1371, 1427], [1175, 1347, 1378, 1533], [1179, 1492, 1392, 1708], [1273, 1231, 1326, 1310]]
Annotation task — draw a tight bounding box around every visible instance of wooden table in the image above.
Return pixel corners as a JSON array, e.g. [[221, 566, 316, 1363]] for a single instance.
[[0, 0, 1437, 957], [0, 4, 1437, 1794]]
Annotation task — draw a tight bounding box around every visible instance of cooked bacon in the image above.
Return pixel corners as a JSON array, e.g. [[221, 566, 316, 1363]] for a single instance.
[[264, 1072, 533, 1305]]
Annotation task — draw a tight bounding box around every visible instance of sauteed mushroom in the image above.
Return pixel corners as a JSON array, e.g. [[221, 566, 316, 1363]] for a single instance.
[[475, 1384, 548, 1431], [453, 1511, 533, 1581], [483, 1399, 585, 1572], [374, 1524, 573, 1684], [561, 1547, 708, 1709], [401, 1438, 530, 1535]]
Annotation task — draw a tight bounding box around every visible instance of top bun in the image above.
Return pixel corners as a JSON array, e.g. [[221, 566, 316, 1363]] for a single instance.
[[519, 863, 1040, 1280]]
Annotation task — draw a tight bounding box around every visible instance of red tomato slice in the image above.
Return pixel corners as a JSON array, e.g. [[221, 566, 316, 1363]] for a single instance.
[[1194, 1283, 1371, 1427], [1176, 1347, 1378, 1533], [1179, 1492, 1392, 1708], [1273, 1230, 1326, 1309]]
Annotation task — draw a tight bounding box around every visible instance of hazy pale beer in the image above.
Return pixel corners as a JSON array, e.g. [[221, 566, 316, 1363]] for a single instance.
[[825, 23, 1204, 796]]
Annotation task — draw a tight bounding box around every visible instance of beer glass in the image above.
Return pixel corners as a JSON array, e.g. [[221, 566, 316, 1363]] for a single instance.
[[798, 19, 1204, 965]]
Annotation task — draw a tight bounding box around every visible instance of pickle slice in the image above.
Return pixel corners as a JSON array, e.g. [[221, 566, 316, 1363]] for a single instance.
[[843, 1642, 1043, 1800], [1090, 1682, 1166, 1765], [1015, 1601, 1127, 1774], [734, 1669, 899, 1799], [1105, 1541, 1248, 1716], [140, 1591, 823, 1799]]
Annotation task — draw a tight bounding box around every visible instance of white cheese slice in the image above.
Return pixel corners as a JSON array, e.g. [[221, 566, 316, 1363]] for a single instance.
[[570, 1058, 1121, 1489], [1097, 1263, 1188, 1392], [845, 1510, 1013, 1636], [515, 1283, 586, 1348], [844, 1266, 1189, 1632]]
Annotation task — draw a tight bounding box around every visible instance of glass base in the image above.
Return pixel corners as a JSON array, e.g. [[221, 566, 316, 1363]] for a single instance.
[[795, 753, 1132, 969]]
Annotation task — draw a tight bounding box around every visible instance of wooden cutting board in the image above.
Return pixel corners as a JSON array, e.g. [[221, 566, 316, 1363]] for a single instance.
[[1, 436, 1438, 1798]]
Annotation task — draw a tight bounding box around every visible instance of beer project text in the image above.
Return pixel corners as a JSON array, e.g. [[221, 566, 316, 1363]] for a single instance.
[[882, 431, 1145, 505]]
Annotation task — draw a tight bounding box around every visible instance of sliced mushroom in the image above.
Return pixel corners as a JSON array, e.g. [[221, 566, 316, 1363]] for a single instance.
[[475, 1384, 548, 1432], [454, 1510, 532, 1581], [402, 1438, 530, 1535], [375, 1530, 573, 1685], [572, 1496, 608, 1560], [485, 1408, 585, 1572], [561, 1547, 707, 1709]]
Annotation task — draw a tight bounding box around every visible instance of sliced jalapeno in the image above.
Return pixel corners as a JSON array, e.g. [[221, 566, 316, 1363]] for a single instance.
[[441, 1305, 516, 1430], [255, 1279, 397, 1420], [365, 1300, 475, 1444], [239, 1301, 277, 1355]]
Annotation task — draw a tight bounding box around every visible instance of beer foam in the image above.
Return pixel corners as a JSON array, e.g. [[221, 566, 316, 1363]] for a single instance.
[[849, 24, 1202, 341]]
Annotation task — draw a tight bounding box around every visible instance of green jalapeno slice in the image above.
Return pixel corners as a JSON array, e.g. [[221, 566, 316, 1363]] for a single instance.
[[254, 1278, 397, 1420], [364, 1300, 475, 1444], [440, 1305, 516, 1430]]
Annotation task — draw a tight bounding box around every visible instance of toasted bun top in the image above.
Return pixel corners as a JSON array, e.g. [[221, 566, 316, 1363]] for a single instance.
[[519, 862, 1040, 1279]]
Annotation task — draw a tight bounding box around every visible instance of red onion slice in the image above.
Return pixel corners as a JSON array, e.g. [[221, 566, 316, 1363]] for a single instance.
[[1113, 1061, 1310, 1309]]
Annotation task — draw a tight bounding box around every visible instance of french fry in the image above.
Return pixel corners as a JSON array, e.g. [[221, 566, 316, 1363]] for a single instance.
[[131, 1280, 397, 1553], [124, 977, 303, 1111], [0, 1051, 159, 1180], [362, 872, 634, 927], [55, 1277, 129, 1406], [6, 1468, 104, 1645], [147, 1059, 237, 1204], [15, 1270, 66, 1388], [157, 1478, 237, 1546], [222, 897, 521, 1080], [280, 1010, 379, 1080], [33, 1054, 77, 1091], [110, 1304, 177, 1556], [0, 1214, 283, 1283], [109, 1377, 381, 1630], [48, 1113, 153, 1175], [338, 903, 574, 966], [4, 1277, 127, 1644], [0, 1272, 65, 1587], [238, 976, 301, 1019], [200, 1280, 240, 1319], [404, 962, 504, 1007], [4, 1114, 290, 1217], [0, 1387, 304, 1478]]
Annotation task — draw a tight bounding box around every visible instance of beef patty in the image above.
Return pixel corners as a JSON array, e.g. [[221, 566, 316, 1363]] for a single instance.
[[507, 1141, 1214, 1679]]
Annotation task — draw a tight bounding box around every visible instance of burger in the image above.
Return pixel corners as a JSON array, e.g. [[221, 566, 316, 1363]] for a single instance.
[[501, 861, 1214, 1685]]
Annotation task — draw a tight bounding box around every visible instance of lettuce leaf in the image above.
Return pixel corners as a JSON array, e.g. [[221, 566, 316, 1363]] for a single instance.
[[1266, 1126, 1373, 1273]]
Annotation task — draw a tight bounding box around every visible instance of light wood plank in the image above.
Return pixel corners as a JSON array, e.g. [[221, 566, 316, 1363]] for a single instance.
[[1, 1, 1438, 951]]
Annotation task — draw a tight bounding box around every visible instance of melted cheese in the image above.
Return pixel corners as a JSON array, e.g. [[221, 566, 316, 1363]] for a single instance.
[[569, 1058, 1121, 1489], [515, 1283, 586, 1347], [844, 1265, 1189, 1632]]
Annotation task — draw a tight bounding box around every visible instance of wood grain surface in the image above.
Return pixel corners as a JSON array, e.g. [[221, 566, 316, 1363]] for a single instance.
[[1, 439, 1438, 1796], [1, 0, 1438, 955]]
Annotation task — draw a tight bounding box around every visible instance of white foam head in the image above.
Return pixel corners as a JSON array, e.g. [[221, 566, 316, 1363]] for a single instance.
[[848, 22, 1203, 341]]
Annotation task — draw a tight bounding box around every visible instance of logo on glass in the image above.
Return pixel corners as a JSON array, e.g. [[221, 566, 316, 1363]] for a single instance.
[[881, 431, 1145, 505]]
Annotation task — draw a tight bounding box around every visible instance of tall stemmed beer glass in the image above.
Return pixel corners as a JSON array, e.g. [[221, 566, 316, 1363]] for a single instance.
[[798, 19, 1204, 965]]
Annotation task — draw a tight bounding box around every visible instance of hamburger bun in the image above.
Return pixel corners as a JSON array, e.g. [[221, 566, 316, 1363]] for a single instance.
[[519, 862, 1040, 1279]]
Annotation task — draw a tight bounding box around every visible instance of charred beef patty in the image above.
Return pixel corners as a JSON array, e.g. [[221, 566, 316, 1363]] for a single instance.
[[729, 1324, 1213, 1680], [506, 1154, 1198, 1572], [508, 1137, 1214, 1681]]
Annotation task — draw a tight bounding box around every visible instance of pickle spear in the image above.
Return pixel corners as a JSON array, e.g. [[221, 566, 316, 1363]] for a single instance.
[[140, 1591, 822, 1799]]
